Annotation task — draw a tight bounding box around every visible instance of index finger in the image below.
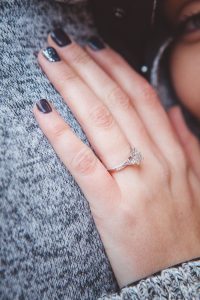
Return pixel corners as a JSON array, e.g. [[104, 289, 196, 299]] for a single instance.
[[33, 100, 119, 218]]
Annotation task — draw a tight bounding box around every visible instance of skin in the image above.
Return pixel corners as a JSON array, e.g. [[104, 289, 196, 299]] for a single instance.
[[165, 0, 200, 119], [164, 0, 194, 24], [33, 35, 200, 288]]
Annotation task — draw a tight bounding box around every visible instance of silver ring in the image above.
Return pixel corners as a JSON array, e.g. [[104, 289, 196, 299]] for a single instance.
[[107, 146, 143, 172]]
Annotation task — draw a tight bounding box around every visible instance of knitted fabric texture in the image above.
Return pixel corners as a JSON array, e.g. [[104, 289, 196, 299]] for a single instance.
[[0, 1, 117, 299], [98, 260, 200, 299], [0, 0, 200, 299]]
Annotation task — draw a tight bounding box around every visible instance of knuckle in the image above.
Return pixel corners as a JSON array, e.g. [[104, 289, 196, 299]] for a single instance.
[[140, 82, 159, 104], [52, 123, 69, 140], [58, 69, 78, 93], [107, 86, 131, 111], [72, 49, 91, 66], [89, 105, 114, 129], [71, 148, 97, 175], [62, 70, 78, 82]]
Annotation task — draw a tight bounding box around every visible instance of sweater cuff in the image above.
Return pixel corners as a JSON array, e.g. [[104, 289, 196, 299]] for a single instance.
[[98, 257, 200, 300]]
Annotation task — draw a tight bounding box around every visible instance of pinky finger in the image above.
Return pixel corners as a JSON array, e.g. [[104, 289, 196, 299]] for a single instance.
[[33, 99, 119, 219], [168, 106, 200, 178]]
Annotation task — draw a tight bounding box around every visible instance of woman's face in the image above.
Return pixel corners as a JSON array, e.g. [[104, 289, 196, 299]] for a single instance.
[[165, 0, 200, 119]]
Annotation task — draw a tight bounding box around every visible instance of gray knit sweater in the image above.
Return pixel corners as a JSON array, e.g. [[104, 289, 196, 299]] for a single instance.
[[0, 1, 200, 299]]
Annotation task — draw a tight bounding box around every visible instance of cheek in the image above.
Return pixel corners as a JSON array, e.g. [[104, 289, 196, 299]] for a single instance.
[[170, 43, 200, 119]]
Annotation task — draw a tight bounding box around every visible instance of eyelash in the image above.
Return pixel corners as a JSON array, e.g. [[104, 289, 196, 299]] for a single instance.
[[175, 11, 200, 36]]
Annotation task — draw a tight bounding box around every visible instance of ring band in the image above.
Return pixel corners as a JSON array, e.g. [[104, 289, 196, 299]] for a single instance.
[[107, 146, 143, 172]]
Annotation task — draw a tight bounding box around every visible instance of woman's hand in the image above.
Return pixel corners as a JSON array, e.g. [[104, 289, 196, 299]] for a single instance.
[[33, 32, 200, 288]]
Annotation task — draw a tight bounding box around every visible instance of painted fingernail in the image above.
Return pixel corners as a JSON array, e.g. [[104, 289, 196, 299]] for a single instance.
[[87, 36, 105, 51], [42, 47, 61, 62], [50, 28, 72, 47], [36, 99, 52, 113]]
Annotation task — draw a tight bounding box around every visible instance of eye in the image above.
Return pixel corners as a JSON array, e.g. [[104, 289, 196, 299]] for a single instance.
[[177, 12, 200, 36]]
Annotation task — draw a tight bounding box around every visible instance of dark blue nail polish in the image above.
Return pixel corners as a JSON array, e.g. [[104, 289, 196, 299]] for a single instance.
[[87, 36, 106, 51], [50, 28, 72, 47], [42, 47, 61, 62], [36, 99, 52, 113]]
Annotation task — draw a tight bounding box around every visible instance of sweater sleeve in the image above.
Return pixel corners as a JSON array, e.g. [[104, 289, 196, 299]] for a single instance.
[[98, 259, 200, 299]]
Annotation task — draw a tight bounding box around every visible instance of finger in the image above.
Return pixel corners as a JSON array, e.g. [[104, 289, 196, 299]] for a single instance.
[[86, 43, 183, 167], [168, 106, 200, 178], [33, 100, 119, 217], [47, 31, 154, 157], [38, 47, 131, 174]]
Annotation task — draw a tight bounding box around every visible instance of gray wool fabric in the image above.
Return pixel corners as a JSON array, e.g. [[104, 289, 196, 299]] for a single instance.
[[99, 260, 200, 300], [0, 0, 200, 299], [0, 1, 117, 299]]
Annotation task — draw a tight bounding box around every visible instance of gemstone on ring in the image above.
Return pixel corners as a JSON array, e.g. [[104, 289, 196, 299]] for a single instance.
[[107, 146, 143, 172], [128, 147, 143, 166]]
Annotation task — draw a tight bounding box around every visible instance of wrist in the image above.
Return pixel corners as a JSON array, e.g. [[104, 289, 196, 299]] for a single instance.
[[120, 256, 200, 290], [115, 242, 200, 289]]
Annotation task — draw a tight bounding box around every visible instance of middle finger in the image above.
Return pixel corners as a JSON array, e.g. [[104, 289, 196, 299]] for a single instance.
[[47, 31, 154, 154]]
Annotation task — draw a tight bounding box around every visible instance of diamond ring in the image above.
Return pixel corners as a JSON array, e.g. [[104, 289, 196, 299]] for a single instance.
[[107, 146, 143, 172]]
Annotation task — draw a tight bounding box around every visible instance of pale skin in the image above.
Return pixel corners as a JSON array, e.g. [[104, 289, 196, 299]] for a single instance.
[[33, 20, 200, 288], [166, 0, 200, 119]]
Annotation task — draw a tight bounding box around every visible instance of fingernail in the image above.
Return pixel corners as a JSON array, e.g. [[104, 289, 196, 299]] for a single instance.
[[87, 36, 105, 51], [36, 99, 52, 113], [42, 47, 61, 62], [50, 28, 72, 47]]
